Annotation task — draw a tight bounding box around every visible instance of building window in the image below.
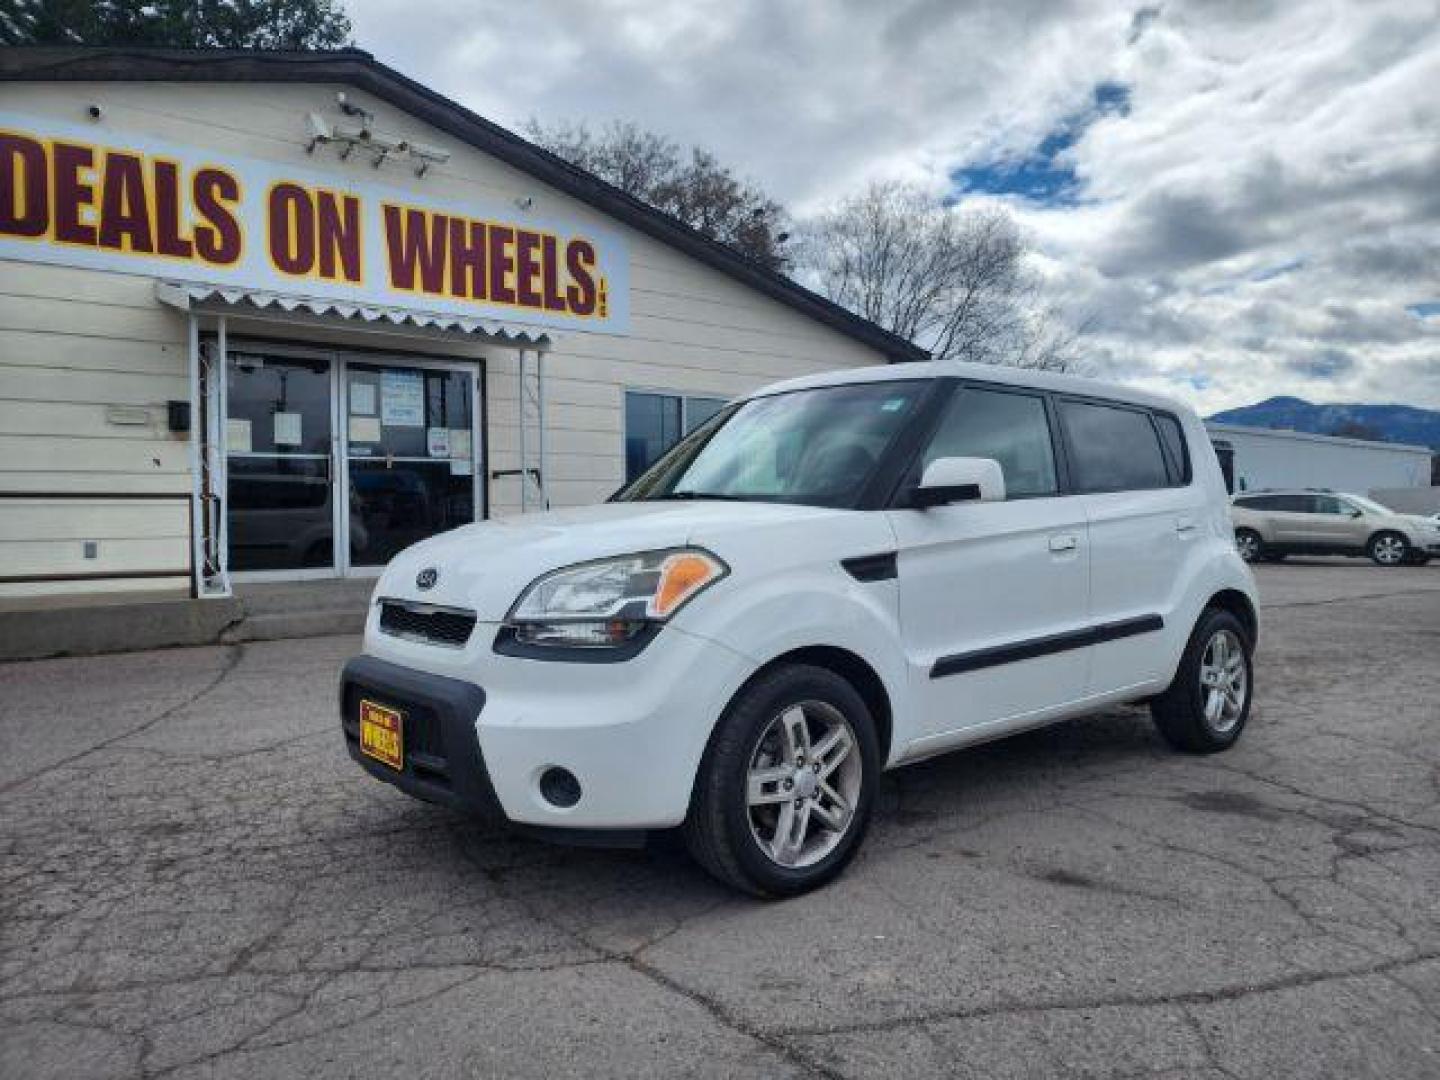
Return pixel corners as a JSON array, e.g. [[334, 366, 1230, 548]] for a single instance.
[[624, 391, 728, 482]]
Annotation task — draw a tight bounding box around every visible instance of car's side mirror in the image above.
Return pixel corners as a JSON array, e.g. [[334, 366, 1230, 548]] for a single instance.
[[1348, 508, 1363, 518], [910, 456, 1006, 509]]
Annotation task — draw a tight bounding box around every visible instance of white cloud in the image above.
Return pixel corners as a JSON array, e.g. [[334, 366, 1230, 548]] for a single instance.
[[348, 0, 1440, 413]]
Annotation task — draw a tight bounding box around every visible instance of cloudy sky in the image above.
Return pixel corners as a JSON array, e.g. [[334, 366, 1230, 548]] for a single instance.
[[345, 0, 1439, 413]]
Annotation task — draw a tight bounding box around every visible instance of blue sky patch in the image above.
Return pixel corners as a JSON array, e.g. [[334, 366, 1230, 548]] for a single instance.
[[1407, 301, 1440, 319], [950, 82, 1131, 206]]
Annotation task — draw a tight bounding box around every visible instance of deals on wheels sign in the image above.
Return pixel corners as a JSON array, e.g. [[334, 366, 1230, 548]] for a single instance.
[[0, 111, 630, 334]]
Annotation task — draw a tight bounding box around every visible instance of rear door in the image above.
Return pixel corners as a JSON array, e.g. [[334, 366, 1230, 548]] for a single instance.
[[1056, 398, 1201, 694], [1308, 494, 1363, 550], [888, 383, 1090, 743], [1266, 494, 1315, 545]]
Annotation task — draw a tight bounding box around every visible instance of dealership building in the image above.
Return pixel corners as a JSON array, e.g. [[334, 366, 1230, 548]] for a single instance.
[[0, 47, 922, 603]]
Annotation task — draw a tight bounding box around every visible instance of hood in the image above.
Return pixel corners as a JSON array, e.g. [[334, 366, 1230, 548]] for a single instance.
[[374, 499, 851, 620]]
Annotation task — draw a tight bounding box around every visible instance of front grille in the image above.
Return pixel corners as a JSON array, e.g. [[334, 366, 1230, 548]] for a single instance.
[[379, 600, 476, 648]]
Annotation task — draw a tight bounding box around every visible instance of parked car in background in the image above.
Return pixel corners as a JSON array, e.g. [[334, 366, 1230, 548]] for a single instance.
[[342, 361, 1259, 897], [1231, 490, 1440, 566]]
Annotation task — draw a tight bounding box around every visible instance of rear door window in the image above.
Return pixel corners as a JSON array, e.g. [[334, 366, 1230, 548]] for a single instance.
[[1058, 400, 1170, 493]]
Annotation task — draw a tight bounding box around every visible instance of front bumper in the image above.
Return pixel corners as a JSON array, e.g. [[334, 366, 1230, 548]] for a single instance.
[[340, 619, 756, 832], [340, 655, 502, 817]]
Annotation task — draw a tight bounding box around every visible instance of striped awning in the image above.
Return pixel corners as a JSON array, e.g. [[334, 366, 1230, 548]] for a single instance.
[[155, 281, 553, 347]]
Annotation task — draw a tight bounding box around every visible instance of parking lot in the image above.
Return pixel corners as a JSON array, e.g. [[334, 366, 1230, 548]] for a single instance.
[[2, 561, 1438, 1079]]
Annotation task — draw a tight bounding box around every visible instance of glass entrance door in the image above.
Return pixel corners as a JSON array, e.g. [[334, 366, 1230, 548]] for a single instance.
[[343, 362, 479, 569], [226, 351, 338, 573]]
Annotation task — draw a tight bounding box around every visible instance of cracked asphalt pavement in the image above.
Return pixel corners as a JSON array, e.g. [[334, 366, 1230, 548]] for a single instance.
[[3, 561, 1439, 1079]]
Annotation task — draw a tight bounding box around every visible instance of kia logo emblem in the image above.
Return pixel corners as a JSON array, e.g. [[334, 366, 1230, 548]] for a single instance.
[[415, 568, 439, 590]]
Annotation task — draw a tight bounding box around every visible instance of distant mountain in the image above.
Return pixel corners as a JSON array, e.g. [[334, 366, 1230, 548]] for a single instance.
[[1207, 397, 1440, 450]]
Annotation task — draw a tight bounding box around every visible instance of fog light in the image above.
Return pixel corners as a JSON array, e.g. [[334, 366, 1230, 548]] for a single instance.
[[539, 766, 582, 808]]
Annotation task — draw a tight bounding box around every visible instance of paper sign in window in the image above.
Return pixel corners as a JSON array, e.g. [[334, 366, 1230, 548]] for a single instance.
[[273, 411, 302, 446], [350, 382, 377, 416], [426, 427, 450, 458], [380, 370, 424, 426], [349, 416, 381, 443], [226, 418, 252, 453]]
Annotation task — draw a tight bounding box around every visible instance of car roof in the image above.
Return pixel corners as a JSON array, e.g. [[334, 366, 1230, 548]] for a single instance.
[[747, 360, 1194, 417]]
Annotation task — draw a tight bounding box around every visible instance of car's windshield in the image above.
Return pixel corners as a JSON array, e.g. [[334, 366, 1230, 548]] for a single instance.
[[617, 380, 926, 508], [1344, 494, 1393, 515]]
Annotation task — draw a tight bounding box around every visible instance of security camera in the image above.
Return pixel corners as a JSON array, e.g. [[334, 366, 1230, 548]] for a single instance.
[[305, 112, 333, 152], [408, 141, 451, 176], [363, 130, 407, 154], [514, 195, 536, 211], [87, 104, 103, 120]]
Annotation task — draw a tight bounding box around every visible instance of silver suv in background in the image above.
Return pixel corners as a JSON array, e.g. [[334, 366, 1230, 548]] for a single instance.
[[1231, 491, 1440, 566]]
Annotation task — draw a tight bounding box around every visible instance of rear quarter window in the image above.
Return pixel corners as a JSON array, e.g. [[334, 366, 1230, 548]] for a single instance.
[[1058, 400, 1171, 493]]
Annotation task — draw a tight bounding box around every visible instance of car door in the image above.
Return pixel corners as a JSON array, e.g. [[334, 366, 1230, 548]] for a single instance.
[[1056, 398, 1197, 694], [1307, 494, 1359, 551], [888, 383, 1090, 746], [1267, 493, 1315, 546]]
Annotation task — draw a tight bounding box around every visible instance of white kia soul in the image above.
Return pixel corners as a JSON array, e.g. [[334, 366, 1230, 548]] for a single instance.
[[341, 361, 1259, 896]]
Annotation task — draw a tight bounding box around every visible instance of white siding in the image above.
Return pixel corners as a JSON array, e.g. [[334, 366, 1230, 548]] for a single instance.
[[0, 79, 895, 592]]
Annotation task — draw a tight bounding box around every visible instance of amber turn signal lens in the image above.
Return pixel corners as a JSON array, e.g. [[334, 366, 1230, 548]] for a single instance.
[[650, 552, 723, 618]]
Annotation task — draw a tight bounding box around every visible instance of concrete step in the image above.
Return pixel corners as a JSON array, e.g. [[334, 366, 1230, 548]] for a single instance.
[[221, 607, 368, 643], [1, 578, 374, 661]]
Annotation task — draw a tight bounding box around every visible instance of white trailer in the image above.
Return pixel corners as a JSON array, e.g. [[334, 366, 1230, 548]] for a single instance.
[[1205, 422, 1434, 495]]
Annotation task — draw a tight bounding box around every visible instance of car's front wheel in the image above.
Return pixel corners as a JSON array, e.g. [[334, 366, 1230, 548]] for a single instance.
[[1151, 608, 1253, 753], [1368, 531, 1409, 566], [685, 664, 879, 897]]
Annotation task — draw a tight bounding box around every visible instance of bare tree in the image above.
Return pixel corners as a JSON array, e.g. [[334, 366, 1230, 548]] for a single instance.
[[524, 119, 789, 270], [800, 181, 1086, 370]]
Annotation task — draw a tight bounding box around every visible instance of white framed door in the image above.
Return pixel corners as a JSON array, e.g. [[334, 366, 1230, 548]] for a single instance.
[[337, 354, 484, 576], [225, 339, 485, 581]]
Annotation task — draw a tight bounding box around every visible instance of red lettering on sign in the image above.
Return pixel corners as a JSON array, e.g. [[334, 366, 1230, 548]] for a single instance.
[[152, 160, 193, 258], [268, 183, 315, 275], [514, 228, 542, 308], [565, 238, 597, 316], [192, 168, 241, 265], [540, 234, 565, 311], [97, 151, 154, 254], [0, 133, 48, 237], [487, 224, 516, 304], [316, 190, 361, 283], [383, 204, 446, 293], [449, 217, 486, 300], [51, 141, 97, 245]]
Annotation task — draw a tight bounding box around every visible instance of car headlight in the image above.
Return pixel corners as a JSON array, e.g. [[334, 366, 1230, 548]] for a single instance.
[[506, 548, 728, 648]]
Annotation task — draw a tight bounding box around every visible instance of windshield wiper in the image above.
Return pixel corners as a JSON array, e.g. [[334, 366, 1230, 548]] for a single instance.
[[658, 490, 751, 501]]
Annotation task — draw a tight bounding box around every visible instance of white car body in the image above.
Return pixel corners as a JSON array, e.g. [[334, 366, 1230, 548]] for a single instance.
[[342, 360, 1258, 849]]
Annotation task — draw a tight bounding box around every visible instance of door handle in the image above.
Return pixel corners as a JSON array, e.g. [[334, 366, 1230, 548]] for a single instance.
[[1175, 517, 1197, 534], [1048, 534, 1078, 552]]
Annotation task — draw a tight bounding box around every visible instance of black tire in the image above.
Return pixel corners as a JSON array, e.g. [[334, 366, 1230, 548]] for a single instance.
[[1151, 608, 1254, 754], [1367, 531, 1409, 567], [1263, 552, 1287, 563], [684, 664, 879, 898], [1234, 528, 1263, 563]]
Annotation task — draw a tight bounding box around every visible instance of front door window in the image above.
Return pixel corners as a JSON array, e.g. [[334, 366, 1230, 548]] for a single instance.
[[226, 352, 336, 571]]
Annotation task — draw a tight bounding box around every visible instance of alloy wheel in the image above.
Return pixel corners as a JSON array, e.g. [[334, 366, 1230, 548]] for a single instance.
[[1372, 535, 1406, 565], [1198, 628, 1247, 734], [746, 701, 863, 869], [1235, 531, 1260, 562]]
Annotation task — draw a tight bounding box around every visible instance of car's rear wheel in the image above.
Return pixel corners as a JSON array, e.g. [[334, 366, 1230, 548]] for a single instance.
[[1151, 608, 1253, 753], [1234, 528, 1263, 563], [685, 664, 878, 898], [1368, 531, 1409, 566]]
